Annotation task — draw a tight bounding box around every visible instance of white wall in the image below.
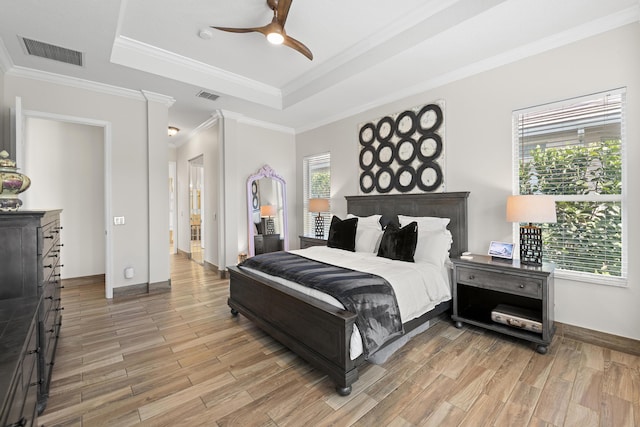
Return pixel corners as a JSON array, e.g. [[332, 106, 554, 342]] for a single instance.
[[226, 118, 296, 262], [176, 122, 221, 268], [296, 23, 640, 340], [146, 98, 170, 286], [3, 75, 171, 293], [23, 118, 105, 278], [0, 68, 4, 150]]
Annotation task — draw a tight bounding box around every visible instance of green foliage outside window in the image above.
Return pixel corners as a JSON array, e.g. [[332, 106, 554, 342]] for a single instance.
[[311, 168, 330, 198], [519, 140, 622, 276]]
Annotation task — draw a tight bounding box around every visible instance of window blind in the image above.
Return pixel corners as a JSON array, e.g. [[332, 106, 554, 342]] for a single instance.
[[303, 153, 331, 237], [513, 89, 626, 283]]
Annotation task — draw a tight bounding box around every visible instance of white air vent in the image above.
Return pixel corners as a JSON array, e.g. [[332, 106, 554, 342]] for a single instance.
[[22, 37, 83, 66], [196, 90, 220, 102]]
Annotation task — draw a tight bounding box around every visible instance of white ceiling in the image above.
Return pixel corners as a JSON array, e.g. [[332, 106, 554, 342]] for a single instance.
[[1, 0, 638, 144]]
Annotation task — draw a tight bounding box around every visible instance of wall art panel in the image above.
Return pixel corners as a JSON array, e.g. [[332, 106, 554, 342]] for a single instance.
[[358, 100, 445, 194]]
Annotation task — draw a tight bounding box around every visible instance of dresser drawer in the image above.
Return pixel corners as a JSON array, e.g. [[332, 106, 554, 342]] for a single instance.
[[456, 266, 542, 299]]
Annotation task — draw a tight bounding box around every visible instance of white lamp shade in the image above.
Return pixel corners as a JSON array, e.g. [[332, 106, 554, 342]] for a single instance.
[[260, 205, 276, 217], [506, 195, 557, 224], [308, 198, 329, 213]]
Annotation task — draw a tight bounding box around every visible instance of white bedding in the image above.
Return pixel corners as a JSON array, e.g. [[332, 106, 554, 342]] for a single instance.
[[242, 246, 452, 360]]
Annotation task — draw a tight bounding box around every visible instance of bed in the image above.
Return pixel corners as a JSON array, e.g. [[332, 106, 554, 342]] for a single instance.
[[227, 192, 469, 395]]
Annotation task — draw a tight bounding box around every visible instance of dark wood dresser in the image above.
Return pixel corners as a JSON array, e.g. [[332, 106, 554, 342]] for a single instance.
[[0, 297, 40, 427], [0, 210, 63, 416]]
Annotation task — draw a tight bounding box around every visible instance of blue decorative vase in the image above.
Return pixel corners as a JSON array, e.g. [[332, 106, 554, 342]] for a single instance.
[[0, 150, 31, 211]]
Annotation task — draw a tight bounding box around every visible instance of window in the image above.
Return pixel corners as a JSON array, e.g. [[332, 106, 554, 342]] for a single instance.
[[303, 153, 331, 237], [513, 89, 626, 285]]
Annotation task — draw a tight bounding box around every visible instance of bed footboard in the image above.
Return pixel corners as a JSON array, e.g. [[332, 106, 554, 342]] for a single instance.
[[227, 266, 362, 395]]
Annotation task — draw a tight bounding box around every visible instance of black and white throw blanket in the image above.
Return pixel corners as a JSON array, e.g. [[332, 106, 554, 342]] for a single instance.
[[240, 251, 403, 358]]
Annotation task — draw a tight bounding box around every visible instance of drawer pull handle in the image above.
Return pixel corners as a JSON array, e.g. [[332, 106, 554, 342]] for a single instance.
[[47, 328, 55, 333], [45, 296, 53, 300], [468, 275, 475, 280], [44, 264, 53, 268], [56, 307, 65, 311], [27, 348, 38, 355], [519, 284, 525, 288], [44, 235, 54, 239]]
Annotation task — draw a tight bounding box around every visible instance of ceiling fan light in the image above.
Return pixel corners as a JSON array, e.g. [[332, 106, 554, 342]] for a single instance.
[[267, 32, 284, 45]]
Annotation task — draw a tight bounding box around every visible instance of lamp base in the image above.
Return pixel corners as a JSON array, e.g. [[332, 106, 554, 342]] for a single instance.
[[265, 218, 275, 235], [315, 215, 324, 239], [520, 224, 543, 266]]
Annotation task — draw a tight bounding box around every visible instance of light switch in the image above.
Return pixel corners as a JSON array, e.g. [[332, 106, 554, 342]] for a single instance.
[[114, 216, 125, 225]]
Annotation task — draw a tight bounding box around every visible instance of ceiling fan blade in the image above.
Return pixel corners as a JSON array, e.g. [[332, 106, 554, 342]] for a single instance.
[[211, 25, 269, 36], [276, 0, 293, 27], [283, 34, 313, 60]]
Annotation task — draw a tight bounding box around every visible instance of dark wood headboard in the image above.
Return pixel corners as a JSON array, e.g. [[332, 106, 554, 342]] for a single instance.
[[345, 192, 469, 257]]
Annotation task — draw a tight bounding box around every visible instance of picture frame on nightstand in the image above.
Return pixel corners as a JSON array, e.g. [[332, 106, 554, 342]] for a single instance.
[[488, 241, 514, 260]]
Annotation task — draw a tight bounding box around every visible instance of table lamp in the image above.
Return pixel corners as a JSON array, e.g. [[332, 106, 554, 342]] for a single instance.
[[260, 204, 276, 234], [506, 195, 557, 266], [309, 198, 329, 238]]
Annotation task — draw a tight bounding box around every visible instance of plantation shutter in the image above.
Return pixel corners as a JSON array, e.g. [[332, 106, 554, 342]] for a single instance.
[[303, 153, 331, 237], [514, 89, 626, 283]]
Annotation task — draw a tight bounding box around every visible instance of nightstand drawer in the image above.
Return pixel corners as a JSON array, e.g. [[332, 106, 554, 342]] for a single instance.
[[299, 236, 327, 249], [456, 266, 542, 299]]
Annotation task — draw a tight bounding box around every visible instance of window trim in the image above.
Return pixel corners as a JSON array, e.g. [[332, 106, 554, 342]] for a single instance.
[[512, 88, 627, 286], [303, 152, 331, 237]]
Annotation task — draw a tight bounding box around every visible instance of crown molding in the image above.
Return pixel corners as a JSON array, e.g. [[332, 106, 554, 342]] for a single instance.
[[173, 113, 220, 147], [141, 90, 176, 107], [0, 37, 14, 73], [295, 6, 640, 134], [5, 66, 177, 107], [281, 0, 497, 109], [220, 109, 295, 135], [111, 36, 283, 109], [6, 65, 146, 101]]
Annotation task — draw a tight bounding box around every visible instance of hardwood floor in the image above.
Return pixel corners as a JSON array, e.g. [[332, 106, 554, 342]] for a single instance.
[[40, 254, 640, 426]]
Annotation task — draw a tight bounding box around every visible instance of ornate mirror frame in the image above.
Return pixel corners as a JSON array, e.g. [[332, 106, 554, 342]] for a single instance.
[[246, 164, 288, 256]]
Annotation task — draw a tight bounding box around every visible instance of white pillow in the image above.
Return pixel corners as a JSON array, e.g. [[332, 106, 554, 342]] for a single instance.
[[398, 215, 452, 264], [347, 214, 383, 253], [398, 215, 450, 231], [414, 229, 453, 265]]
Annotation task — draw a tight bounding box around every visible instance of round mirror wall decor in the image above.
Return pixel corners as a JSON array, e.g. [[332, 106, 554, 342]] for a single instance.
[[357, 100, 445, 194]]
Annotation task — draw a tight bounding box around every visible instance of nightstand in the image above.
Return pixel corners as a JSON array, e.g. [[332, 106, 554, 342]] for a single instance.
[[451, 255, 555, 354], [254, 234, 282, 254], [299, 235, 327, 249]]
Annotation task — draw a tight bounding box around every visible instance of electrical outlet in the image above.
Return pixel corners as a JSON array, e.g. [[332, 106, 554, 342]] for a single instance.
[[113, 216, 125, 225]]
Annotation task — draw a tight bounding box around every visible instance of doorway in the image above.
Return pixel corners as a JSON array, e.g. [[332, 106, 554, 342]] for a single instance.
[[169, 161, 177, 254], [189, 156, 204, 264], [21, 116, 107, 284]]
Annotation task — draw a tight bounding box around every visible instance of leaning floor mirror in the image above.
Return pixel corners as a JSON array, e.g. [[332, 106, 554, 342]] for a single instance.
[[246, 165, 288, 256]]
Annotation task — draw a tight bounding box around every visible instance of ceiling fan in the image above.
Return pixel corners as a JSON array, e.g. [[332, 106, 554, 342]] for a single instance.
[[211, 0, 313, 60]]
